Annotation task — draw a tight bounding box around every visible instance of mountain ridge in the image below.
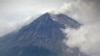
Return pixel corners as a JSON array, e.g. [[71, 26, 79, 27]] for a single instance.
[[0, 13, 82, 56]]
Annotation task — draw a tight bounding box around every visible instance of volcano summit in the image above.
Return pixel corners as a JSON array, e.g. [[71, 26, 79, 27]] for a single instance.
[[0, 13, 83, 56]]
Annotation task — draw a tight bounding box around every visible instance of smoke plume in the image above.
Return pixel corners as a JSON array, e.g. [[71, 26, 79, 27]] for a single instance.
[[62, 0, 100, 56]]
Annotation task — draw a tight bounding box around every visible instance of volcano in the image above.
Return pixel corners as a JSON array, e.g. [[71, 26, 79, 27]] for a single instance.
[[0, 13, 83, 56]]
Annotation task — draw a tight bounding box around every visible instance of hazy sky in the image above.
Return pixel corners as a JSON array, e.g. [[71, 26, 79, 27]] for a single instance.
[[0, 0, 100, 56], [0, 0, 68, 13], [0, 0, 68, 36]]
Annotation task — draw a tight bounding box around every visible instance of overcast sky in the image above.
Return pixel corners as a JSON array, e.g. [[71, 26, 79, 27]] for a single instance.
[[0, 0, 68, 13], [0, 0, 69, 37], [0, 0, 100, 56]]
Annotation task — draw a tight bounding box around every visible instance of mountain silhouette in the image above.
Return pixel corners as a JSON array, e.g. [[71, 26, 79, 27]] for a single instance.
[[0, 13, 83, 56]]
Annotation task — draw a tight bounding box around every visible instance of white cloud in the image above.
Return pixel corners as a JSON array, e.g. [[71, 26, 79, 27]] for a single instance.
[[0, 0, 69, 37], [62, 0, 100, 56], [64, 25, 100, 56], [0, 0, 100, 56], [0, 14, 39, 37]]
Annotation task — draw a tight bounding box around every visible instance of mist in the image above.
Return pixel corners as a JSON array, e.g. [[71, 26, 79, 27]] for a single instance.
[[0, 0, 100, 56], [61, 0, 100, 56], [0, 0, 69, 37], [0, 15, 39, 37]]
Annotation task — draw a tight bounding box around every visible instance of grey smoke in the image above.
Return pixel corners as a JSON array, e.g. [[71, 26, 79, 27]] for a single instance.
[[61, 0, 100, 56], [0, 0, 100, 56]]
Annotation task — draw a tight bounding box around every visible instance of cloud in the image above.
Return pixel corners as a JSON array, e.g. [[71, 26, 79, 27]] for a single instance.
[[0, 0, 100, 56], [58, 0, 100, 23], [0, 14, 39, 37], [0, 0, 69, 37], [61, 0, 100, 56], [63, 25, 100, 56], [0, 0, 69, 14], [0, 17, 17, 37]]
